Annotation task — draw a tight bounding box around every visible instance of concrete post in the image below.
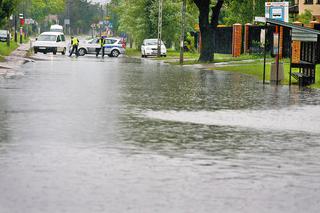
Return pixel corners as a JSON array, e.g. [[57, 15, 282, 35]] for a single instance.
[[309, 21, 319, 29]]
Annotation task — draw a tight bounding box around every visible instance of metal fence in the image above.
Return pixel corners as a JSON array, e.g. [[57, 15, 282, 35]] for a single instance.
[[214, 27, 233, 54], [212, 25, 292, 57]]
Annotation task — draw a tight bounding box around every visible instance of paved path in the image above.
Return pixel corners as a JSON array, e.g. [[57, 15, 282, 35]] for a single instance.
[[0, 42, 32, 78]]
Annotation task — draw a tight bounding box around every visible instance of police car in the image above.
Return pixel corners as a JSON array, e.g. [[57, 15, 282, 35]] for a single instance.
[[76, 37, 126, 57]]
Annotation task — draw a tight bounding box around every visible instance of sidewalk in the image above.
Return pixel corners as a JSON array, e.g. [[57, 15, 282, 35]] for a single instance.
[[0, 42, 32, 78]]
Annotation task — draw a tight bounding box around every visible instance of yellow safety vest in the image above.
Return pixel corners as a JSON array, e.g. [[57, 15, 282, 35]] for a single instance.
[[72, 37, 79, 45], [99, 38, 105, 47]]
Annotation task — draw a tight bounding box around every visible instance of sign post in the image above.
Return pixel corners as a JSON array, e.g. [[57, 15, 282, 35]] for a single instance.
[[265, 2, 288, 85]]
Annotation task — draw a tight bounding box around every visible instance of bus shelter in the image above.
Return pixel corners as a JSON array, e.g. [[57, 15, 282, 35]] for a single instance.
[[262, 18, 320, 86]]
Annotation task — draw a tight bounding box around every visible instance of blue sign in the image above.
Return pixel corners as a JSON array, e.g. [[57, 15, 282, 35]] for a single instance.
[[265, 2, 289, 23]]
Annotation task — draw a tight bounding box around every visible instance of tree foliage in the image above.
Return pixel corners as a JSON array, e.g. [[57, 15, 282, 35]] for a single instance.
[[297, 9, 313, 24], [223, 0, 265, 25], [29, 0, 65, 22], [58, 0, 101, 34], [0, 0, 20, 27], [111, 0, 198, 48]]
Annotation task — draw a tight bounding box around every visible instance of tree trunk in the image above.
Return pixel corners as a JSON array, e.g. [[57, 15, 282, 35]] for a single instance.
[[199, 27, 215, 62], [194, 0, 223, 63]]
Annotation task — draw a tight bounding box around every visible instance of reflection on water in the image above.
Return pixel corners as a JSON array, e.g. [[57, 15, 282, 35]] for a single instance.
[[0, 57, 320, 213]]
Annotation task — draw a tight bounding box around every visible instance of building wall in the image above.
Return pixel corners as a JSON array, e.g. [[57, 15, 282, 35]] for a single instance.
[[299, 0, 320, 18]]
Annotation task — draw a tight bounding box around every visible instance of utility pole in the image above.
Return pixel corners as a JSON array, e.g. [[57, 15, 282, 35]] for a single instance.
[[157, 0, 163, 57], [14, 14, 17, 42], [100, 4, 103, 36], [23, 0, 26, 40], [7, 16, 11, 46], [67, 0, 71, 35], [179, 0, 186, 64]]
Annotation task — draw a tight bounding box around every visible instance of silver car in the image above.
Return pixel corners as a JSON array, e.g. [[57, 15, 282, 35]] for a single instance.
[[0, 30, 10, 42], [77, 37, 126, 57]]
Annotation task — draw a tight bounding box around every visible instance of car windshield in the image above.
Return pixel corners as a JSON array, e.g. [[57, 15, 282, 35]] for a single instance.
[[145, 40, 163, 45], [0, 30, 7, 35], [38, 35, 57, 41], [88, 38, 98, 44], [106, 39, 117, 44]]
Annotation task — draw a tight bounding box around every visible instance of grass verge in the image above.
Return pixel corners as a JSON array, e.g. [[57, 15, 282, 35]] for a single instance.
[[125, 48, 269, 64], [125, 48, 141, 57], [216, 61, 320, 88], [0, 42, 19, 57]]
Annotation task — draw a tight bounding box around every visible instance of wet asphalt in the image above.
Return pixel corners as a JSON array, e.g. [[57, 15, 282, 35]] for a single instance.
[[0, 53, 320, 213]]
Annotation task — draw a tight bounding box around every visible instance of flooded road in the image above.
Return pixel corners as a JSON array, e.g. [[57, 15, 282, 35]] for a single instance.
[[0, 54, 320, 213]]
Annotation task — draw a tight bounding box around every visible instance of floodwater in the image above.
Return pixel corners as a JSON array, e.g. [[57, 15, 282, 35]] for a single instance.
[[0, 55, 320, 213]]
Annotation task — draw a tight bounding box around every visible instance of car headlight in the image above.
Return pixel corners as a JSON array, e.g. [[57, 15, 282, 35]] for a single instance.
[[146, 47, 152, 50]]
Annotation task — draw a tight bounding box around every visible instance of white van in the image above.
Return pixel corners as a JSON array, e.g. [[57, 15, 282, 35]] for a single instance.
[[50, 24, 63, 33], [33, 32, 67, 55]]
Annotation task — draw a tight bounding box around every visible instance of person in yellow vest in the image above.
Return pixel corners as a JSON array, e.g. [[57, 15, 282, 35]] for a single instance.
[[69, 36, 79, 57], [96, 36, 106, 58]]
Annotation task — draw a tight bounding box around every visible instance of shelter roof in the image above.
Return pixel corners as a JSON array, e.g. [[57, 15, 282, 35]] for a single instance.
[[266, 18, 320, 35]]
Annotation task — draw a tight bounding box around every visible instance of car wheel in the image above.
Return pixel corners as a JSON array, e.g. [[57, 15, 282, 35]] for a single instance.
[[111, 49, 120, 57], [78, 48, 86, 56], [62, 48, 66, 55], [53, 48, 57, 55], [43, 52, 47, 54], [34, 48, 38, 54]]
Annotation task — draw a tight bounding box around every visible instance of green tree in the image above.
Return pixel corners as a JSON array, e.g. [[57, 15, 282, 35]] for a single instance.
[[29, 0, 64, 23], [223, 0, 265, 25], [111, 0, 197, 49], [59, 0, 101, 35], [296, 9, 313, 24], [0, 0, 20, 27]]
